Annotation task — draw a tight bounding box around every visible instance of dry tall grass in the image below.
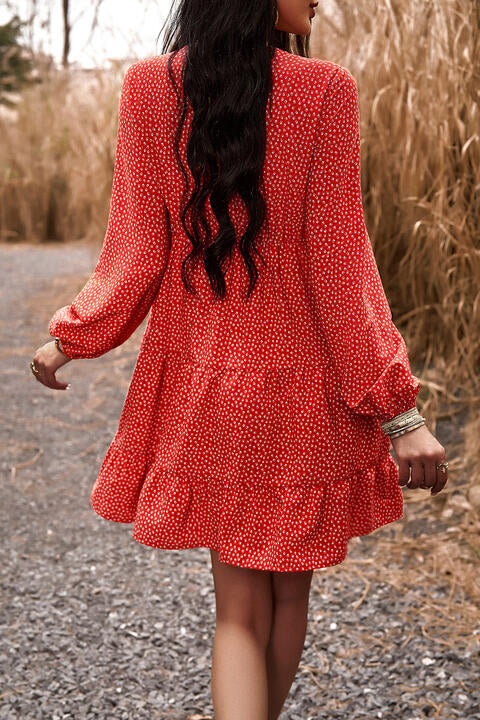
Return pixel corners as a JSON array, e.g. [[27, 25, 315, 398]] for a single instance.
[[312, 0, 479, 412], [0, 59, 128, 247], [311, 0, 480, 603], [0, 1, 478, 586]]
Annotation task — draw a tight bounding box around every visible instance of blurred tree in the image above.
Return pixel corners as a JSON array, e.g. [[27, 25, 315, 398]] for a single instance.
[[62, 0, 107, 67], [62, 0, 70, 68], [0, 14, 36, 106]]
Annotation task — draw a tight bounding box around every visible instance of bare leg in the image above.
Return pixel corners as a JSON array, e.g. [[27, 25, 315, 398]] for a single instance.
[[266, 568, 314, 720], [209, 549, 273, 720]]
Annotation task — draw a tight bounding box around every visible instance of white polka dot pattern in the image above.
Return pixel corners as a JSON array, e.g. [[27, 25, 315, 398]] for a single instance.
[[48, 47, 421, 571]]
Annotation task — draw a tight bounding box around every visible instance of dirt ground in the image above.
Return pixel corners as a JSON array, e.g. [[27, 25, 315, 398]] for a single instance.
[[1, 240, 478, 720]]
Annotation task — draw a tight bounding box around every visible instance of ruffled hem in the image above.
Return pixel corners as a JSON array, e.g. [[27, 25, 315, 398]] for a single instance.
[[90, 442, 403, 572]]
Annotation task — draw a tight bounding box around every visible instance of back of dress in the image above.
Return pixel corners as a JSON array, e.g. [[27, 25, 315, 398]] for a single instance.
[[142, 47, 334, 370], [48, 46, 421, 571]]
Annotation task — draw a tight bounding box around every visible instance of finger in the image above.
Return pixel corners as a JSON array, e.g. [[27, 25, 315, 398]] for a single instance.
[[408, 461, 424, 490], [397, 458, 411, 487], [33, 368, 56, 389], [422, 458, 437, 490], [431, 463, 449, 496], [30, 359, 69, 391], [30, 358, 48, 385], [45, 367, 70, 390], [31, 366, 48, 386], [31, 363, 58, 390]]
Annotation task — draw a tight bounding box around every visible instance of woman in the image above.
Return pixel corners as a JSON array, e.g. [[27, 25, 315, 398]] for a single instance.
[[30, 1, 448, 718]]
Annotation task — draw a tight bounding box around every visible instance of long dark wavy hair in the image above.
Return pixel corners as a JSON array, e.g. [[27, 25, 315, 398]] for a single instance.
[[155, 1, 311, 303]]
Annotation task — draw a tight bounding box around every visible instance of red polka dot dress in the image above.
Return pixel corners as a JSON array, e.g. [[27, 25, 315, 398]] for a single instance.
[[48, 46, 421, 572]]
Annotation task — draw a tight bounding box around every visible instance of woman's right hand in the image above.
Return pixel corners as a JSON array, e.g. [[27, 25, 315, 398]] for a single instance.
[[391, 424, 448, 496]]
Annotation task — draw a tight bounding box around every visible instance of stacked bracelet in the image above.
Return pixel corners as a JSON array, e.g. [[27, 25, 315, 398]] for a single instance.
[[380, 407, 426, 439]]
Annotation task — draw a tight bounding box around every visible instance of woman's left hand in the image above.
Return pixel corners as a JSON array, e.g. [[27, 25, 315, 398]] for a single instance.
[[30, 340, 71, 390]]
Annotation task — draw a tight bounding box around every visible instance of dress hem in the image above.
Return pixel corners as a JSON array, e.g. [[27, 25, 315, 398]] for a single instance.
[[89, 499, 404, 572]]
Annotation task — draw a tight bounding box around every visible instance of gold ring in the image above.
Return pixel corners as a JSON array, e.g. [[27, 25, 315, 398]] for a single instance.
[[436, 462, 448, 473], [30, 360, 39, 374]]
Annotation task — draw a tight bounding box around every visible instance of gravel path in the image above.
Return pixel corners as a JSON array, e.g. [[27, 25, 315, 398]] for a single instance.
[[1, 241, 478, 720]]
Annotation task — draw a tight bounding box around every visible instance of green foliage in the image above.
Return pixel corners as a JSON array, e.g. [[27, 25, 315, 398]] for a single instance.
[[0, 14, 36, 106]]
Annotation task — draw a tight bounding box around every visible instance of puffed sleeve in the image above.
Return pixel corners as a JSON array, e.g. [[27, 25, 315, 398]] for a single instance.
[[48, 62, 171, 359], [304, 67, 421, 424]]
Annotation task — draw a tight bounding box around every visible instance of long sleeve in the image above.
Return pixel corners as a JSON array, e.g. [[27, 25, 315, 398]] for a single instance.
[[48, 63, 171, 359], [304, 68, 421, 424]]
